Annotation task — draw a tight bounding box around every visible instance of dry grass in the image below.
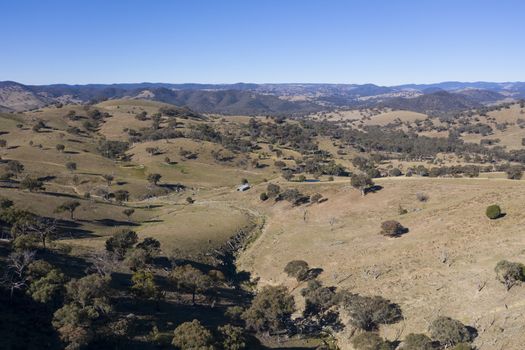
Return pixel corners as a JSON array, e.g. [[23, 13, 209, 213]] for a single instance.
[[238, 178, 525, 349]]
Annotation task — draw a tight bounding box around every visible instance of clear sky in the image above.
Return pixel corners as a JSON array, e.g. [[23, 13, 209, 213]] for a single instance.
[[1, 0, 524, 85]]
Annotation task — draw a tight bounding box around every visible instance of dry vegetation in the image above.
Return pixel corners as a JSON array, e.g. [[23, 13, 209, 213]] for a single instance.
[[2, 98, 525, 349]]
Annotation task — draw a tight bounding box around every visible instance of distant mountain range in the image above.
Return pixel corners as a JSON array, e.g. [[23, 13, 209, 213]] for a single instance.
[[1, 80, 524, 115]]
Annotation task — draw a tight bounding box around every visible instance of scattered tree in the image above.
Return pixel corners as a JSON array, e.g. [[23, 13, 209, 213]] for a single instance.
[[379, 220, 406, 237], [170, 264, 214, 305], [55, 200, 81, 220], [123, 208, 135, 221], [351, 173, 374, 196], [105, 230, 138, 258], [486, 204, 502, 219], [495, 260, 525, 290], [284, 260, 310, 282], [172, 319, 216, 350], [429, 316, 473, 348], [242, 285, 295, 334], [147, 173, 162, 186], [20, 177, 44, 192]]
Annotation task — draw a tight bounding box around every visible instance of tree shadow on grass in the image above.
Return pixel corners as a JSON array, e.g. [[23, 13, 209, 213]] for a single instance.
[[366, 184, 383, 194], [94, 218, 140, 227], [41, 191, 81, 199]]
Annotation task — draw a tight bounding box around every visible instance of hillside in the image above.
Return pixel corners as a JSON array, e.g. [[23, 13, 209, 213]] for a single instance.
[[1, 81, 523, 116], [2, 97, 525, 350]]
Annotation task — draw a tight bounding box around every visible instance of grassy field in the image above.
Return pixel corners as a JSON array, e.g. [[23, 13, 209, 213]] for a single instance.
[[237, 177, 525, 349]]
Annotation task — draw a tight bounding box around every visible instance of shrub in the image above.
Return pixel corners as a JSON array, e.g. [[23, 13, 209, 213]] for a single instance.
[[402, 333, 434, 350], [379, 220, 406, 237], [416, 192, 429, 202], [341, 293, 402, 330], [388, 168, 402, 177], [284, 260, 309, 281], [20, 177, 44, 192], [495, 260, 525, 290], [485, 205, 501, 219], [266, 183, 280, 198], [242, 285, 295, 333], [259, 192, 268, 201], [351, 332, 394, 350], [217, 324, 246, 350], [429, 316, 472, 347], [506, 166, 523, 180], [310, 193, 323, 203], [105, 230, 138, 258], [172, 320, 215, 350]]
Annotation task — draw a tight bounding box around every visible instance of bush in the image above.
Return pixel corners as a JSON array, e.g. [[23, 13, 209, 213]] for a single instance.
[[105, 230, 138, 258], [485, 205, 501, 219], [429, 316, 472, 347], [242, 285, 295, 333], [351, 332, 394, 350], [284, 260, 309, 281], [388, 168, 402, 177], [259, 192, 268, 201], [379, 220, 406, 237], [172, 319, 215, 350], [217, 324, 246, 350], [506, 166, 523, 180], [266, 183, 280, 198], [402, 333, 434, 350], [416, 192, 429, 202], [341, 293, 402, 330], [495, 260, 525, 290], [310, 193, 323, 203]]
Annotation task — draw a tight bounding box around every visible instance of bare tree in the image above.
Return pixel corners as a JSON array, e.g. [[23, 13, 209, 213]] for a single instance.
[[86, 251, 118, 276], [0, 250, 35, 299]]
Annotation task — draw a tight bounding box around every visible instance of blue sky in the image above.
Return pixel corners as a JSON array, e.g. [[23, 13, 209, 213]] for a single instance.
[[1, 0, 524, 85]]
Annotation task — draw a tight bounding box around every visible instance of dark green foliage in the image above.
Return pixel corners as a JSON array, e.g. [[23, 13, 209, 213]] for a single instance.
[[147, 173, 162, 185], [388, 168, 402, 177], [506, 165, 523, 180], [351, 332, 394, 350], [27, 268, 67, 304], [284, 260, 310, 281], [485, 205, 501, 219], [136, 237, 161, 259], [65, 161, 77, 172], [217, 324, 246, 350], [301, 280, 337, 315], [170, 264, 214, 305], [98, 140, 129, 159], [113, 190, 130, 203], [242, 285, 295, 333], [259, 192, 268, 201], [19, 177, 44, 192], [123, 208, 135, 220], [380, 220, 406, 237], [130, 270, 160, 300], [278, 188, 309, 206], [53, 274, 112, 349], [266, 183, 281, 198], [495, 260, 525, 290], [340, 293, 402, 330], [55, 200, 81, 220], [429, 316, 472, 347], [0, 197, 14, 209], [402, 333, 434, 350], [351, 173, 374, 196], [172, 319, 216, 350], [105, 230, 138, 258]]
